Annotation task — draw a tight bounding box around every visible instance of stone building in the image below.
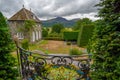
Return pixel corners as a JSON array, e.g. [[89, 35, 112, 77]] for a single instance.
[[8, 7, 42, 42]]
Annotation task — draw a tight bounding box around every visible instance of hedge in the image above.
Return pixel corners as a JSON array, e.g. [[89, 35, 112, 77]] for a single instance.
[[44, 37, 63, 41], [63, 31, 79, 41], [77, 24, 95, 47]]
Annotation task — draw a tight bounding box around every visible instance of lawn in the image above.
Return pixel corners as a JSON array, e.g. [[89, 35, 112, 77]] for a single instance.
[[29, 40, 86, 54]]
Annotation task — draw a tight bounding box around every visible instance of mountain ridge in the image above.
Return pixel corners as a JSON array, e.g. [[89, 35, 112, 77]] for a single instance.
[[41, 17, 80, 27]]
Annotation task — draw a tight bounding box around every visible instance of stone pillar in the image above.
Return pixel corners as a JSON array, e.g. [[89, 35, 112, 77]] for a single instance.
[[32, 31, 35, 42], [37, 31, 39, 40], [22, 33, 24, 39], [17, 33, 19, 38], [36, 31, 38, 40], [20, 33, 22, 39], [39, 31, 41, 39]]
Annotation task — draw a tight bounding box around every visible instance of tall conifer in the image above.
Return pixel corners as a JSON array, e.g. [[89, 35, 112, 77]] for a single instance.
[[0, 12, 17, 80], [88, 0, 120, 79], [89, 0, 120, 80]]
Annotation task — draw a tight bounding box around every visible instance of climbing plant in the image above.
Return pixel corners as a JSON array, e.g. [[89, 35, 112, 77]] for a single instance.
[[19, 20, 36, 41]]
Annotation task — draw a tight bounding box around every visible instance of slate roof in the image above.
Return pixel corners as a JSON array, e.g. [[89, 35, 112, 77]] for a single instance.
[[8, 8, 40, 22]]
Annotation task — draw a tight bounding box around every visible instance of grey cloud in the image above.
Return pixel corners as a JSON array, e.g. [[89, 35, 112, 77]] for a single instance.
[[0, 0, 100, 20], [0, 0, 24, 17], [52, 0, 99, 15]]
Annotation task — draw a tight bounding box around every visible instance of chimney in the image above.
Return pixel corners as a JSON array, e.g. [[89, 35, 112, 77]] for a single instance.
[[23, 5, 24, 8]]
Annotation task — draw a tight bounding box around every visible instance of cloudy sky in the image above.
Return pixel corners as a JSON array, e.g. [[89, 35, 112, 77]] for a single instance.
[[0, 0, 100, 20]]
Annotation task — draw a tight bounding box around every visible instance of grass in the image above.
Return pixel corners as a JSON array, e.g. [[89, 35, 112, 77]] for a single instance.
[[11, 40, 86, 55], [28, 40, 85, 54], [29, 40, 48, 50]]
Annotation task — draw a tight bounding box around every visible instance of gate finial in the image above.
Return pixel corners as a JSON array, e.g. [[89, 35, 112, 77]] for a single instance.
[[13, 35, 19, 47]]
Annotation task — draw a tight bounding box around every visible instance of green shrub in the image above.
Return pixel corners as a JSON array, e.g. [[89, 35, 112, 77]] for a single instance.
[[45, 32, 63, 40], [51, 23, 64, 33], [0, 12, 18, 79], [42, 29, 48, 37], [69, 48, 82, 55], [66, 42, 71, 45], [48, 32, 62, 37], [88, 21, 120, 80], [21, 39, 29, 50], [63, 31, 79, 41], [44, 37, 63, 41], [88, 0, 120, 79], [77, 24, 95, 47]]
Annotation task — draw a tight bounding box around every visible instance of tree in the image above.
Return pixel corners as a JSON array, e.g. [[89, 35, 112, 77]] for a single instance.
[[42, 28, 48, 37], [88, 0, 120, 79], [51, 23, 64, 33], [97, 0, 120, 31], [73, 18, 92, 30], [0, 12, 17, 79]]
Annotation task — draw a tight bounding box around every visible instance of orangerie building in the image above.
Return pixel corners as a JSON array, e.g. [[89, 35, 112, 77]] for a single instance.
[[8, 7, 42, 42]]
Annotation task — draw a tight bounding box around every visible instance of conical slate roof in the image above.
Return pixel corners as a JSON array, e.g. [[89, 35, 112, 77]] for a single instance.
[[8, 8, 40, 22]]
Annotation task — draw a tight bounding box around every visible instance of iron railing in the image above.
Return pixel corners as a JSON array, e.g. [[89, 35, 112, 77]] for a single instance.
[[17, 47, 91, 80]]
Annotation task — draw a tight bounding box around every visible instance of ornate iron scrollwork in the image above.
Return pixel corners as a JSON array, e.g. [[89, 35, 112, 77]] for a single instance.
[[51, 56, 73, 66], [18, 47, 91, 80]]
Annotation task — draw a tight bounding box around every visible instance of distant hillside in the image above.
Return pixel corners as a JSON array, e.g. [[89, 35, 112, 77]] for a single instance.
[[41, 17, 80, 27]]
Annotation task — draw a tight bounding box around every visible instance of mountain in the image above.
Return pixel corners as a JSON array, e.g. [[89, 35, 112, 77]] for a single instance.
[[70, 18, 80, 22], [41, 17, 80, 27]]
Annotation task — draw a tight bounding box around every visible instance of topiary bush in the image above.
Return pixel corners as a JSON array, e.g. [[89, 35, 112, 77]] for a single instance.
[[77, 24, 95, 47], [45, 32, 63, 40], [48, 32, 62, 37], [63, 31, 79, 41], [44, 37, 63, 41]]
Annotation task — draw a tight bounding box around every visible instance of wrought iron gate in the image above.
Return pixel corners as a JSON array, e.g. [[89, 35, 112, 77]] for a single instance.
[[17, 47, 91, 80]]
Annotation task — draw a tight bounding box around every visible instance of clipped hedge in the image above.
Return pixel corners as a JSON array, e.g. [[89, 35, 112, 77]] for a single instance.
[[63, 31, 79, 41], [77, 24, 95, 47], [43, 32, 63, 40], [44, 37, 63, 41], [48, 32, 62, 37]]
